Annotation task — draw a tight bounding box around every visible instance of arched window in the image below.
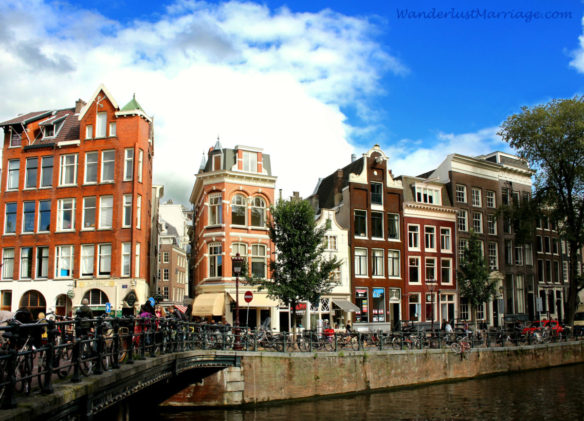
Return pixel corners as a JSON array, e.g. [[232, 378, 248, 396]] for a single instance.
[[83, 289, 108, 306], [251, 197, 266, 227], [231, 194, 247, 226], [19, 290, 46, 318]]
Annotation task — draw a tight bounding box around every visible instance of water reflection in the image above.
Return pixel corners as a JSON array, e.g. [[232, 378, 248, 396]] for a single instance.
[[153, 364, 584, 420]]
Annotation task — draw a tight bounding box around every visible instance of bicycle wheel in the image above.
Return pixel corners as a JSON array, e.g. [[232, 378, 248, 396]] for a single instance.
[[36, 350, 49, 390], [79, 341, 94, 376], [16, 353, 33, 395], [348, 335, 359, 351], [451, 342, 462, 353], [55, 346, 72, 379]]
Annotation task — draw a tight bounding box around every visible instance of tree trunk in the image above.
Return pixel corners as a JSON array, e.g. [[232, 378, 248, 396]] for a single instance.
[[472, 306, 478, 334], [291, 301, 297, 344]]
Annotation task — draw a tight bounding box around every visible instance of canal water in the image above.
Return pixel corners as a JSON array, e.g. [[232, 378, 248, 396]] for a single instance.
[[151, 364, 584, 420]]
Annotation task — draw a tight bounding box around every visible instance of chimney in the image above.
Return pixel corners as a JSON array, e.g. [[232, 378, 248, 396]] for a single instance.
[[351, 153, 357, 162], [75, 99, 86, 114]]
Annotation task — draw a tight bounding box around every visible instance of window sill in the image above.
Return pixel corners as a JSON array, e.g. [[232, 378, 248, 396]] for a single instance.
[[3, 233, 16, 236], [97, 228, 113, 231], [58, 184, 78, 188], [20, 232, 34, 235], [56, 230, 76, 233], [36, 231, 50, 234], [23, 187, 37, 191], [82, 228, 96, 231], [83, 182, 98, 186]]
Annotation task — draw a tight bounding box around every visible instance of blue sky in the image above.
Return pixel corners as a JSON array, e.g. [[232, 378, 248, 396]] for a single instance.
[[1, 0, 583, 204]]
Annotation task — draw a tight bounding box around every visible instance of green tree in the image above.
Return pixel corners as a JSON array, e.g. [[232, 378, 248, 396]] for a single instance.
[[248, 199, 341, 339], [499, 97, 584, 325], [458, 231, 497, 330]]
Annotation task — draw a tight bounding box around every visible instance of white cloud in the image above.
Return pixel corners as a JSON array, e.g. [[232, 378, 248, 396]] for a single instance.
[[0, 0, 406, 204], [383, 127, 511, 178], [570, 17, 584, 72]]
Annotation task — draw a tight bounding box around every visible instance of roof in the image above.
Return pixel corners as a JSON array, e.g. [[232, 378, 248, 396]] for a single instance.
[[0, 110, 53, 127], [311, 157, 364, 209], [1, 108, 79, 146], [397, 175, 453, 207], [199, 145, 273, 176], [121, 94, 146, 113]]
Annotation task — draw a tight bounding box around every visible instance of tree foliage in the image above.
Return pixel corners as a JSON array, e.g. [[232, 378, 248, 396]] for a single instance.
[[498, 97, 584, 324], [458, 231, 497, 325], [247, 199, 342, 332]]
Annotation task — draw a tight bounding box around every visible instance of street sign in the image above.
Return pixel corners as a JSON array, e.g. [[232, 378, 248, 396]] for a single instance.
[[105, 302, 112, 314], [244, 291, 253, 303]]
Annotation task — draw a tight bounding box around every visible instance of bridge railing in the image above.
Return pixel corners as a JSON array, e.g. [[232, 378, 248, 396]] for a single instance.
[[0, 315, 580, 409]]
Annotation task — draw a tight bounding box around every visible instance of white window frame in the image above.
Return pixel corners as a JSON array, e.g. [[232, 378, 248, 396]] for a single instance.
[[208, 194, 222, 226], [415, 186, 441, 205], [121, 243, 131, 277], [488, 242, 498, 270], [441, 258, 452, 284], [371, 211, 384, 239], [387, 249, 400, 278], [137, 149, 143, 183], [55, 245, 73, 279], [354, 248, 368, 277], [20, 247, 32, 279], [122, 194, 132, 228], [109, 121, 117, 137], [456, 184, 466, 203], [59, 154, 77, 186], [85, 124, 93, 139], [372, 249, 384, 277], [135, 243, 141, 278], [471, 188, 482, 207], [57, 198, 75, 232], [98, 244, 112, 276], [409, 256, 421, 284], [36, 246, 49, 279], [388, 213, 400, 240], [24, 157, 37, 189], [38, 200, 51, 233], [100, 150, 115, 183], [7, 160, 19, 191], [40, 156, 53, 188], [472, 212, 483, 233], [408, 224, 420, 250], [136, 195, 142, 229], [209, 243, 223, 278], [440, 227, 451, 252], [96, 112, 107, 138], [82, 197, 96, 230], [425, 257, 436, 282], [84, 152, 98, 184], [99, 196, 113, 229], [242, 151, 258, 172], [80, 244, 95, 278], [487, 214, 497, 235], [21, 201, 35, 233], [486, 190, 496, 208], [424, 226, 436, 251], [4, 203, 17, 234], [354, 210, 367, 238], [2, 248, 14, 280], [124, 149, 134, 181], [458, 210, 468, 232]]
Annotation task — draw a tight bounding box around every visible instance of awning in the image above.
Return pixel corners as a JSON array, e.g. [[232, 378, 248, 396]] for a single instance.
[[192, 293, 225, 317], [227, 292, 279, 308], [332, 299, 360, 313]]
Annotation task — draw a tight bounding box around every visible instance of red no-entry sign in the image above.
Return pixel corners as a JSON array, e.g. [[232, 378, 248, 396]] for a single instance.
[[244, 291, 253, 303]]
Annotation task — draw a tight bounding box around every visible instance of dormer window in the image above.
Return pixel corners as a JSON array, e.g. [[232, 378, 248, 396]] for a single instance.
[[40, 116, 65, 139], [415, 185, 441, 205], [10, 130, 22, 147], [243, 151, 257, 172]]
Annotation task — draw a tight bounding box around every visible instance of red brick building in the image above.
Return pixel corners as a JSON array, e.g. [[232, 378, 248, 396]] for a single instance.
[[0, 85, 153, 316]]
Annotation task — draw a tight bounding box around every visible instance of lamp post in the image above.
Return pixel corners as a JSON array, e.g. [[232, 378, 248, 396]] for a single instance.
[[232, 253, 244, 351], [426, 279, 437, 332]]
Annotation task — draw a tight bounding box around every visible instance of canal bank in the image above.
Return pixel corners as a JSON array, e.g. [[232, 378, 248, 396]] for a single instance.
[[163, 341, 584, 406]]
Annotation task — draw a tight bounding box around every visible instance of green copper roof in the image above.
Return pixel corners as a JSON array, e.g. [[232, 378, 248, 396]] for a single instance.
[[121, 94, 146, 113]]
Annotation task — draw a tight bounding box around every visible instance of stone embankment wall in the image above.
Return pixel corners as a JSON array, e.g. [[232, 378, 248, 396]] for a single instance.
[[164, 342, 584, 406]]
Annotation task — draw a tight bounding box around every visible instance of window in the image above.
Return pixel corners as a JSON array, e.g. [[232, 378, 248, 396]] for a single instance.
[[96, 112, 107, 138], [138, 150, 143, 183], [10, 131, 22, 147], [458, 210, 468, 231], [59, 154, 77, 186], [471, 188, 482, 207], [4, 203, 17, 234], [101, 150, 115, 182], [503, 217, 512, 234], [355, 248, 368, 276], [109, 121, 117, 137], [525, 243, 533, 265], [388, 250, 400, 277], [209, 244, 222, 277], [82, 197, 96, 230], [544, 237, 551, 254], [164, 287, 169, 300], [553, 239, 559, 255], [40, 156, 53, 187], [84, 152, 98, 184], [409, 257, 420, 283], [408, 225, 419, 249], [502, 188, 510, 205], [325, 235, 337, 250], [231, 194, 247, 225], [99, 196, 113, 229], [208, 194, 222, 226], [7, 160, 19, 190], [440, 228, 451, 251], [251, 244, 267, 278], [98, 244, 112, 276], [415, 186, 441, 204], [55, 245, 73, 278], [458, 239, 468, 264], [25, 158, 38, 189], [371, 212, 383, 238], [136, 195, 142, 229], [425, 258, 436, 281], [563, 261, 569, 282], [424, 226, 436, 250], [409, 294, 421, 321], [38, 200, 51, 232], [388, 214, 399, 240], [2, 249, 14, 279], [57, 198, 75, 231], [123, 195, 132, 228], [487, 215, 497, 235], [232, 243, 247, 261], [472, 212, 483, 233], [441, 259, 452, 284], [505, 240, 513, 265], [355, 288, 369, 323], [22, 201, 35, 233], [516, 275, 525, 313], [135, 243, 140, 277], [456, 185, 466, 203], [536, 236, 543, 253], [372, 249, 384, 277], [486, 191, 496, 208], [36, 247, 49, 278], [84, 289, 108, 306], [242, 151, 257, 172], [353, 210, 367, 237], [124, 149, 134, 181], [85, 124, 93, 139], [122, 243, 131, 277], [81, 245, 94, 277], [163, 269, 169, 280], [515, 244, 523, 265], [488, 242, 498, 270], [250, 197, 265, 227], [163, 252, 169, 263], [371, 182, 383, 205]]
